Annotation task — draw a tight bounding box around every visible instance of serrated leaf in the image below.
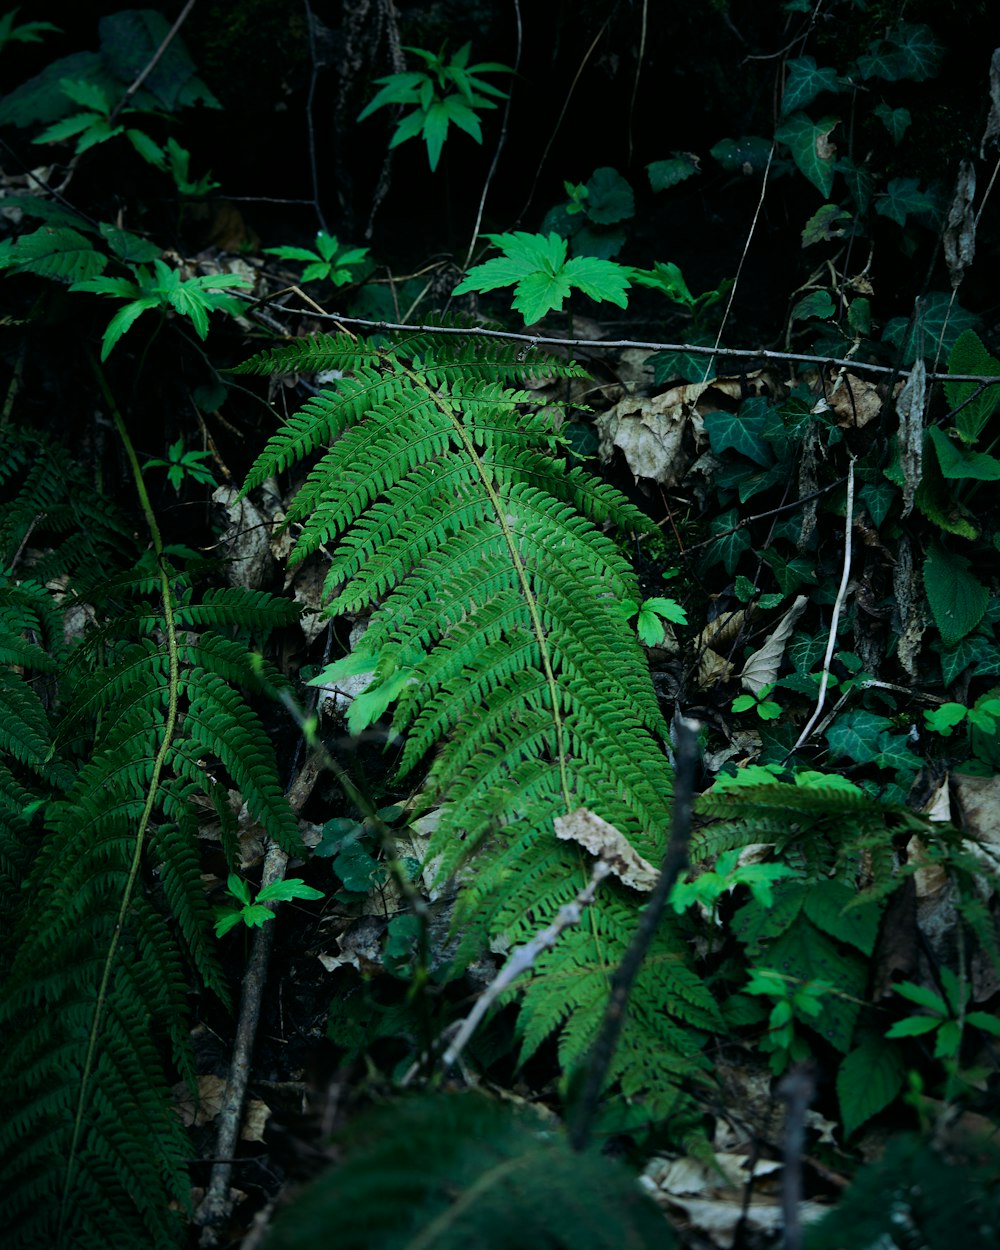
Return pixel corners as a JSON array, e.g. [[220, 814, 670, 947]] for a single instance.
[[928, 425, 1000, 480], [584, 166, 634, 224], [924, 543, 988, 646], [0, 225, 106, 283], [647, 153, 699, 191], [803, 880, 881, 955], [838, 1038, 905, 1136], [781, 57, 840, 115], [774, 112, 839, 197], [561, 255, 630, 306], [945, 329, 1000, 444], [893, 981, 948, 1014], [256, 878, 325, 904]]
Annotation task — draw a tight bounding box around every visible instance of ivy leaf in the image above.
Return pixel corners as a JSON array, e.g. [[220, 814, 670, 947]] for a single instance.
[[825, 709, 894, 765], [781, 57, 840, 115], [703, 409, 772, 467], [855, 22, 943, 83], [801, 203, 852, 246], [876, 177, 940, 227], [873, 103, 911, 144], [838, 1037, 905, 1137], [774, 112, 839, 197], [924, 542, 988, 646], [790, 290, 835, 322], [882, 292, 980, 365]]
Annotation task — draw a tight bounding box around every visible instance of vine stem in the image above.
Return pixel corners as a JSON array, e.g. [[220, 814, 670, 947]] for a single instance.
[[61, 358, 182, 1237]]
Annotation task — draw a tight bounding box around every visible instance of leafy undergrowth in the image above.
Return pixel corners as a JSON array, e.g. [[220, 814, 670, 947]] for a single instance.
[[2, 2, 1000, 1248]]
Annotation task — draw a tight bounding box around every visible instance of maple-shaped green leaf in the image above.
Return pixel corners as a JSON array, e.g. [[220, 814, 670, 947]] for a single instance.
[[72, 257, 251, 358], [781, 57, 840, 115], [774, 111, 839, 197], [453, 232, 629, 324]]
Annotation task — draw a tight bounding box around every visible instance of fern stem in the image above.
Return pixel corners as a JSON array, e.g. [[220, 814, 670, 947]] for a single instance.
[[60, 360, 183, 1238], [399, 356, 573, 808]]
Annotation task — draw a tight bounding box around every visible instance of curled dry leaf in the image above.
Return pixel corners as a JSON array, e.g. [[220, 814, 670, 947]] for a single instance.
[[740, 595, 808, 695], [553, 807, 658, 892], [826, 370, 884, 428]]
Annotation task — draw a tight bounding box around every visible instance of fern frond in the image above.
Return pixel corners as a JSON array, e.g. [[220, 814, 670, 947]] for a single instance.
[[237, 328, 682, 1107]]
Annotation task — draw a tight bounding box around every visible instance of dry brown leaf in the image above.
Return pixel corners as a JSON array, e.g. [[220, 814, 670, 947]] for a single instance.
[[553, 808, 658, 892], [740, 595, 807, 695], [827, 371, 883, 428], [597, 391, 704, 486]]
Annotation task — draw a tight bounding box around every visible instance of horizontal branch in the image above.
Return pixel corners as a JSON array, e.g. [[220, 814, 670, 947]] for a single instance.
[[236, 296, 1000, 386]]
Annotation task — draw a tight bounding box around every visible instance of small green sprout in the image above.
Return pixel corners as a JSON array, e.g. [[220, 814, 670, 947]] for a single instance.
[[214, 873, 324, 938], [732, 683, 783, 721], [620, 595, 687, 646], [264, 231, 369, 285], [143, 437, 217, 492]]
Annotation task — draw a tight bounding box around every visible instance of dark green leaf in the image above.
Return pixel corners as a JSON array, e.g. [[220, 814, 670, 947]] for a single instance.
[[774, 112, 839, 197], [837, 1037, 905, 1136], [781, 57, 840, 115], [584, 167, 634, 225], [924, 543, 988, 646]]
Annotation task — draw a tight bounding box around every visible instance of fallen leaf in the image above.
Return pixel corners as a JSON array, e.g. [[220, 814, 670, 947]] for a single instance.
[[554, 807, 659, 892], [740, 596, 808, 695]]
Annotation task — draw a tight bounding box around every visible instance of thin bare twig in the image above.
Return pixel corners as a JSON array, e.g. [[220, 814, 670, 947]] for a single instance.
[[707, 142, 776, 380], [787, 459, 855, 756], [302, 0, 330, 234], [461, 0, 522, 271], [233, 297, 1000, 386]]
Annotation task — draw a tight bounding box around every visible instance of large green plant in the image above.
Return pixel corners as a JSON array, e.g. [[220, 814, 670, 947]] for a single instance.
[[233, 327, 721, 1118], [0, 425, 300, 1248]]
